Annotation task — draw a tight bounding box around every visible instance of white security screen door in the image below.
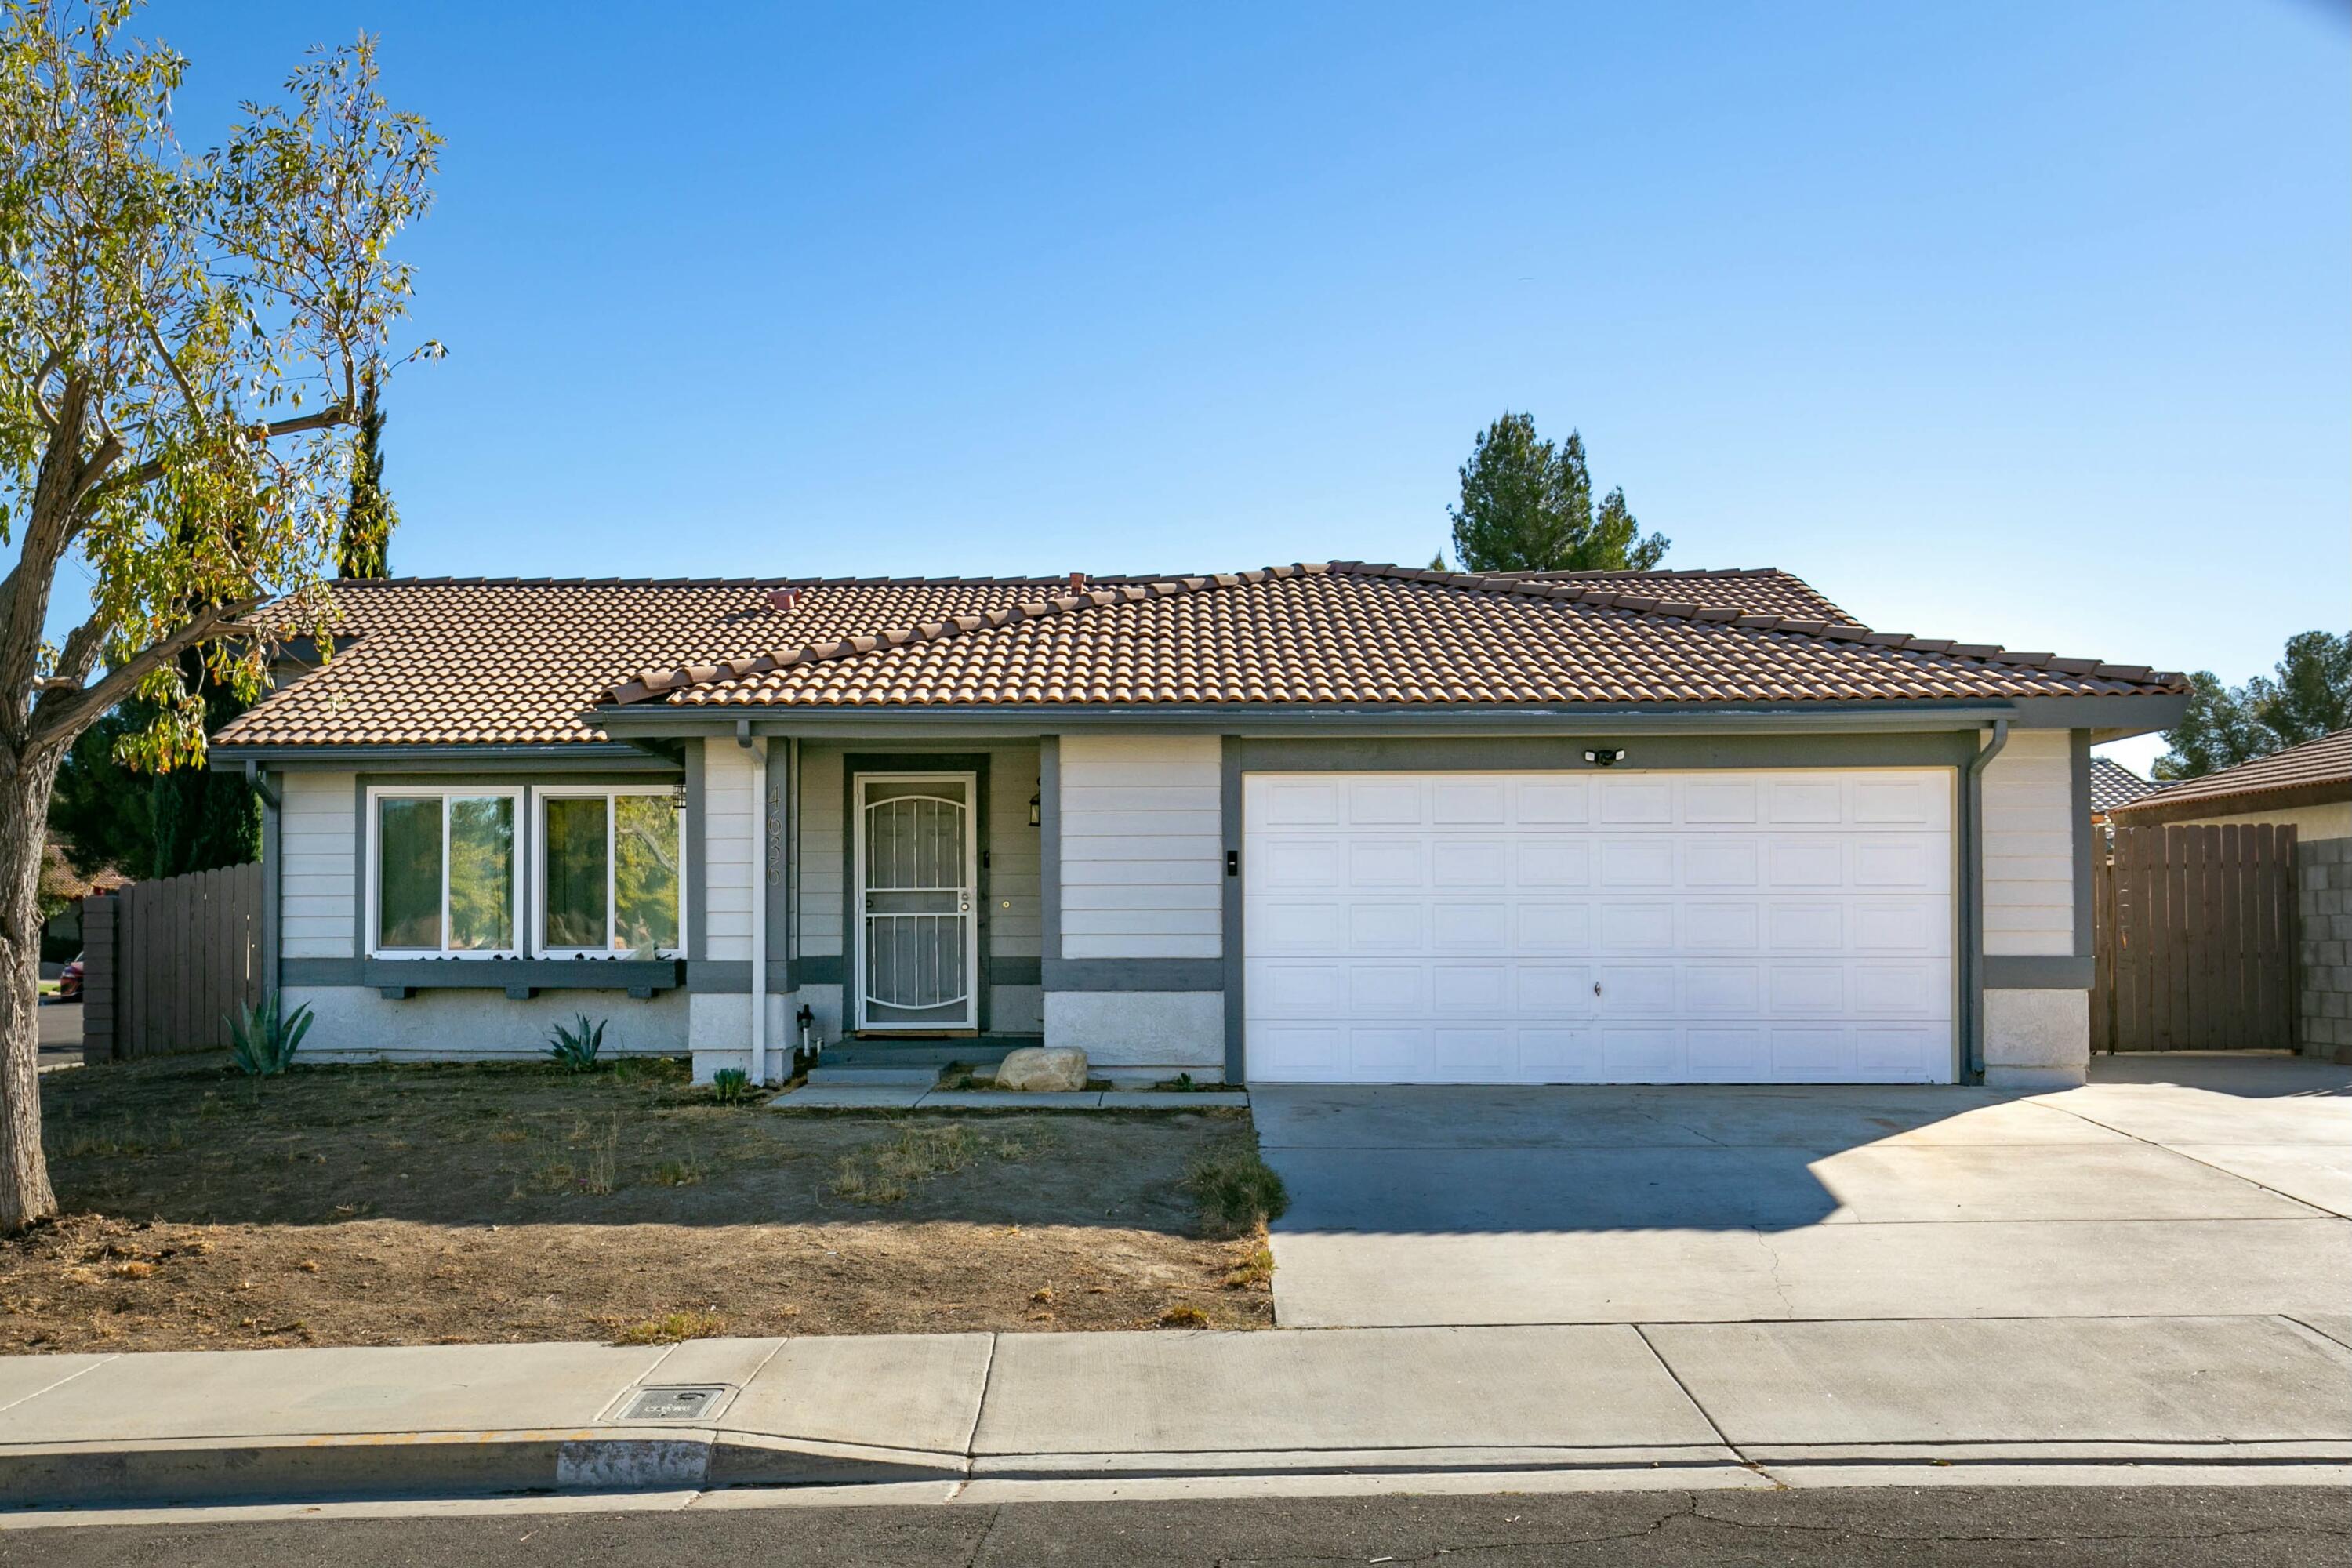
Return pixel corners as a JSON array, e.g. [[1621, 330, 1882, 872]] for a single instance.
[[1243, 770, 1955, 1084], [855, 773, 979, 1031]]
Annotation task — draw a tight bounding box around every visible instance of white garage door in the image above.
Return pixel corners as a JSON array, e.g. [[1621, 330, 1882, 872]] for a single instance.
[[1243, 770, 1955, 1084]]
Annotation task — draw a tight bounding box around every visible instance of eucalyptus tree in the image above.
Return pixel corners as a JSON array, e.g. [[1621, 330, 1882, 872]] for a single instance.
[[0, 1, 438, 1225]]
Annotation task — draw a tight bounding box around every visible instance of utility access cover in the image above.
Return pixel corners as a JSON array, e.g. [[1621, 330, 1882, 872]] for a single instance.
[[619, 1385, 729, 1422]]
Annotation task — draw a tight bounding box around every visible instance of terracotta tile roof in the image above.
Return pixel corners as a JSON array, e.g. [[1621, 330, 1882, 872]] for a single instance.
[[612, 561, 2187, 712], [2110, 728, 2352, 818], [2089, 757, 2157, 817], [213, 565, 1900, 748], [212, 563, 2186, 748], [217, 576, 1131, 747]]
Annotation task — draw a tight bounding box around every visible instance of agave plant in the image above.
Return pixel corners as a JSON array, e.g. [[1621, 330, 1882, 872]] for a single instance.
[[546, 1014, 608, 1072], [226, 993, 314, 1076], [710, 1066, 753, 1105]]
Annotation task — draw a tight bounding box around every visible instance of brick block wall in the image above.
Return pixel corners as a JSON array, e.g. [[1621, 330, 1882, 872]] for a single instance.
[[2299, 837, 2352, 1064]]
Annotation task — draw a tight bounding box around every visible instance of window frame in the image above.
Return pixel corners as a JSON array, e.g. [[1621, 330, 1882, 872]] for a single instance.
[[531, 784, 689, 960], [364, 785, 526, 960]]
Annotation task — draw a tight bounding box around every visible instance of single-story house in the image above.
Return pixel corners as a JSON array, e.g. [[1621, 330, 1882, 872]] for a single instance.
[[208, 561, 2189, 1091], [2107, 728, 2351, 843], [2087, 757, 2156, 830]]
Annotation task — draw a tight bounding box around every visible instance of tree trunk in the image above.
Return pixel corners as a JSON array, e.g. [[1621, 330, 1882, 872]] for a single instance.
[[0, 753, 64, 1229]]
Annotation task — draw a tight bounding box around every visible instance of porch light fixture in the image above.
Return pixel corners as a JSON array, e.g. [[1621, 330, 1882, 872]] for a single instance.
[[1029, 791, 1042, 827]]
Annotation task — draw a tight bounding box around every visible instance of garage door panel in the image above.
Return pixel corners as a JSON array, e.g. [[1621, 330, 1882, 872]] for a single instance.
[[1515, 779, 1590, 823], [1347, 839, 1425, 888], [1515, 840, 1591, 887], [1243, 770, 1954, 1084], [1432, 840, 1510, 888], [1346, 780, 1424, 826], [1430, 902, 1508, 949], [1432, 780, 1507, 824]]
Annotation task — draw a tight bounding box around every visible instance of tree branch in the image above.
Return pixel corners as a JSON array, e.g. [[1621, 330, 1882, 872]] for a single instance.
[[86, 405, 350, 506], [27, 597, 263, 753]]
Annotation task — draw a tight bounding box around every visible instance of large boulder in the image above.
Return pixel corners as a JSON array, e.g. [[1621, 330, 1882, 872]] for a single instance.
[[993, 1046, 1089, 1092]]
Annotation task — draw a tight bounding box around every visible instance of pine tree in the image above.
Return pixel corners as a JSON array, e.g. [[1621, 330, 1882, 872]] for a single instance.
[[1446, 414, 1668, 574]]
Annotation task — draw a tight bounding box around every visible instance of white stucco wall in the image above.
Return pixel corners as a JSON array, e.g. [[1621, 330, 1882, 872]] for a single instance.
[[290, 985, 688, 1061], [1058, 734, 1222, 960], [1981, 730, 2076, 957], [1044, 990, 1225, 1082], [281, 771, 356, 957], [1983, 986, 2089, 1088]]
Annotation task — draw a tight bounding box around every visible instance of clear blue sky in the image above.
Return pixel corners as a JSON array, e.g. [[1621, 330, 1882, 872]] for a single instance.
[[60, 2, 2352, 768]]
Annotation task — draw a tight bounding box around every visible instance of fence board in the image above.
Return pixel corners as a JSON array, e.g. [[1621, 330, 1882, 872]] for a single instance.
[[79, 862, 263, 1060], [2096, 825, 2296, 1053]]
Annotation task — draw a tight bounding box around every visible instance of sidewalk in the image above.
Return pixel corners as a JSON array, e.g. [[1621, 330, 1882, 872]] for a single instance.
[[5, 1316, 2348, 1511]]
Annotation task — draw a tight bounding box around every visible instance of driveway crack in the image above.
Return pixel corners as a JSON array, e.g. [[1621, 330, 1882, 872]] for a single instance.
[[1749, 1228, 1798, 1317]]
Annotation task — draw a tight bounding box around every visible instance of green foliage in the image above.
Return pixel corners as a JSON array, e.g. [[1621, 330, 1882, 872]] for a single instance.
[[49, 710, 156, 878], [226, 992, 313, 1076], [709, 1067, 753, 1105], [2156, 631, 2351, 780], [1446, 414, 1668, 575], [1185, 1141, 1290, 1238], [546, 1014, 607, 1073]]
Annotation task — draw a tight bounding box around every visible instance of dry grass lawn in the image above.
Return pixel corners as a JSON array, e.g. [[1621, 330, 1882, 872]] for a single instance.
[[6, 1054, 1275, 1353]]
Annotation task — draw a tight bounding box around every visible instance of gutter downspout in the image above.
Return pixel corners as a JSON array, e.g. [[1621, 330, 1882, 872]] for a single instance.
[[1962, 717, 2010, 1083], [247, 762, 281, 1000], [738, 720, 769, 1083]]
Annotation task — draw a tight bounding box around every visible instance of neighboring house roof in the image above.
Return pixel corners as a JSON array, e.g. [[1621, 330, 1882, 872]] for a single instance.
[[212, 562, 2187, 749], [2088, 757, 2156, 818], [2109, 728, 2352, 822]]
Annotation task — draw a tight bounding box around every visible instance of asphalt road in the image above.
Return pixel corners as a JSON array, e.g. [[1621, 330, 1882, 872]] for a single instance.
[[5, 1486, 2347, 1566]]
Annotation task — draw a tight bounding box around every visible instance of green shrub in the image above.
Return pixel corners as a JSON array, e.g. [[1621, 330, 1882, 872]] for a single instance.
[[710, 1067, 753, 1105], [1185, 1139, 1289, 1237], [226, 993, 314, 1076], [546, 1014, 607, 1073]]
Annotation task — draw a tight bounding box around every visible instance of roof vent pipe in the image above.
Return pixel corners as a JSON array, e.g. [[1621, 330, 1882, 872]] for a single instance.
[[1067, 572, 1085, 590], [767, 587, 801, 613]]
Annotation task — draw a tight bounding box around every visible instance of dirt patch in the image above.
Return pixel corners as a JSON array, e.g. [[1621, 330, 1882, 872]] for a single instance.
[[6, 1055, 1273, 1352]]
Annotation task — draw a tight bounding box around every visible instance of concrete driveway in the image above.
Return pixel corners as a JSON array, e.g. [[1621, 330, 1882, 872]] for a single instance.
[[1254, 1054, 2352, 1329]]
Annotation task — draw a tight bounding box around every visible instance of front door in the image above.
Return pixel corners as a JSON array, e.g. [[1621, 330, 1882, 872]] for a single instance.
[[855, 772, 979, 1032]]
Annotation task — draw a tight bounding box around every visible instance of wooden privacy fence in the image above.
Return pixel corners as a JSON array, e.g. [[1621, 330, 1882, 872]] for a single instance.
[[2093, 824, 2298, 1053], [80, 862, 263, 1063]]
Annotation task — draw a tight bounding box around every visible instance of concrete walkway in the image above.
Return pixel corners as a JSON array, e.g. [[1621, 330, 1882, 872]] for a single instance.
[[1254, 1054, 2352, 1328], [3, 1316, 2347, 1511]]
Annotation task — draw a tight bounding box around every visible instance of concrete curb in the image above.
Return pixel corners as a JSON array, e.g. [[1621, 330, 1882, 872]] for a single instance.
[[1, 1428, 967, 1510], [11, 1430, 2350, 1512]]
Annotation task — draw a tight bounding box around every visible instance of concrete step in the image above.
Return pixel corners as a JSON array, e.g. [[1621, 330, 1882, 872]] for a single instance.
[[803, 1065, 941, 1087]]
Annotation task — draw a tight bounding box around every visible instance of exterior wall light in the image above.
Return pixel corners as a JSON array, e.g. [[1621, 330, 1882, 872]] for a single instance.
[[1029, 791, 1042, 827], [1584, 748, 1628, 767]]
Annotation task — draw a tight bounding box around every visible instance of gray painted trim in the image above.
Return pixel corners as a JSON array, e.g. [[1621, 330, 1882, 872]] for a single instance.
[[1039, 736, 1061, 964], [992, 957, 1041, 986], [684, 960, 797, 995], [597, 702, 2031, 739], [285, 957, 684, 992], [684, 743, 707, 964], [217, 742, 675, 771], [796, 954, 844, 987], [1043, 958, 1225, 991], [1984, 955, 2096, 989], [1221, 734, 1245, 1083], [2070, 728, 2094, 960], [352, 775, 368, 957], [1233, 731, 1978, 772], [260, 769, 282, 996]]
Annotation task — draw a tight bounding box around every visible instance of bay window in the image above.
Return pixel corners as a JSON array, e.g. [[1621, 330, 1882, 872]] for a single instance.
[[535, 787, 685, 957], [369, 789, 521, 956]]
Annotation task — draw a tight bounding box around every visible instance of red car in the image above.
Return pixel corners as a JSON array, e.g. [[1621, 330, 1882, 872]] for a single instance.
[[56, 955, 82, 1000]]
